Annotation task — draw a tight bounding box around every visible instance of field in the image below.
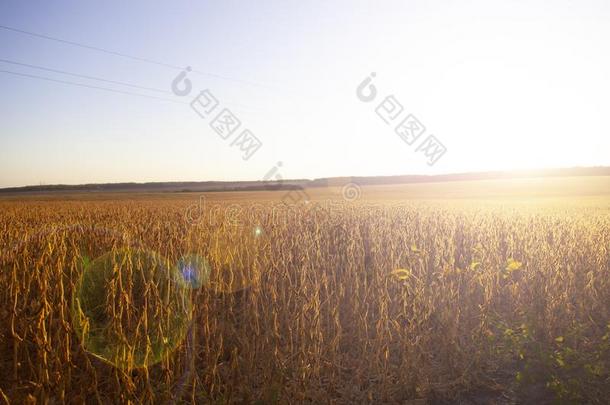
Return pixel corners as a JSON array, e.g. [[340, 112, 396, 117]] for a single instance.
[[1, 176, 609, 404]]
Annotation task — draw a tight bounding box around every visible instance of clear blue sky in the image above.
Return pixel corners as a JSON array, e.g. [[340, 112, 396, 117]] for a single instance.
[[1, 0, 609, 187]]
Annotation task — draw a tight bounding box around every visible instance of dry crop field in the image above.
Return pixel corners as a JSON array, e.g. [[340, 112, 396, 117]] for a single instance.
[[0, 178, 609, 404]]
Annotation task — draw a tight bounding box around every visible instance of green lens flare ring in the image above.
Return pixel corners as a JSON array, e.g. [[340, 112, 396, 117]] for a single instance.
[[71, 248, 193, 370]]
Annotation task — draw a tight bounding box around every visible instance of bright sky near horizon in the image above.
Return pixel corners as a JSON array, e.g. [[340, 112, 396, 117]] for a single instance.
[[0, 0, 609, 188]]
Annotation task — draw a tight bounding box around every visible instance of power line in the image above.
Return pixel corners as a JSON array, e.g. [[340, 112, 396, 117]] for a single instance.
[[0, 69, 185, 104], [0, 24, 181, 70], [0, 24, 283, 91], [0, 68, 287, 116], [0, 58, 282, 113], [0, 58, 171, 94]]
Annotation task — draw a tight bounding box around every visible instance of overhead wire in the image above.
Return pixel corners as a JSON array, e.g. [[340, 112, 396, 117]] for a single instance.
[[0, 58, 171, 94], [0, 24, 285, 91], [0, 68, 185, 104]]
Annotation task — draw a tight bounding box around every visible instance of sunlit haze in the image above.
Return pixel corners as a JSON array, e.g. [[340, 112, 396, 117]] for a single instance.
[[1, 0, 609, 188]]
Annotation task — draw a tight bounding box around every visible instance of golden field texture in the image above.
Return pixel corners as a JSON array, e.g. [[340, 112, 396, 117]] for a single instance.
[[0, 185, 609, 403]]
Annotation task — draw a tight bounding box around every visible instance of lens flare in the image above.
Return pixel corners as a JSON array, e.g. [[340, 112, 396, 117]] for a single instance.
[[175, 254, 210, 289], [71, 249, 191, 370]]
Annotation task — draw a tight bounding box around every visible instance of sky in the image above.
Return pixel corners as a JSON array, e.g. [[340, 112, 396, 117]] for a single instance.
[[0, 0, 609, 188]]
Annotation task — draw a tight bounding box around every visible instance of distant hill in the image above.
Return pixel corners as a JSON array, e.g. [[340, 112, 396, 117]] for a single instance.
[[309, 167, 610, 187], [0, 180, 310, 194], [1, 166, 609, 195]]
